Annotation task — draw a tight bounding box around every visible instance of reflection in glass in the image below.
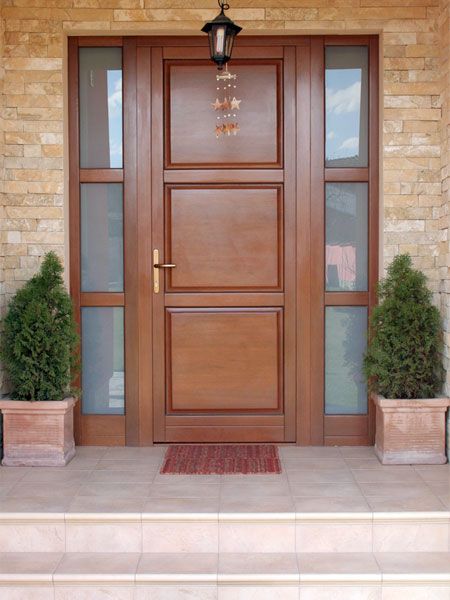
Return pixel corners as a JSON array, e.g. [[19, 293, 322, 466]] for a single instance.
[[81, 183, 123, 292], [325, 46, 368, 168], [81, 307, 124, 415], [79, 47, 123, 168], [325, 307, 368, 415], [326, 183, 368, 292]]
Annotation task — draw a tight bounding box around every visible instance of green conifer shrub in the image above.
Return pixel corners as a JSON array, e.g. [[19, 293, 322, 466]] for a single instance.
[[364, 254, 444, 399], [1, 252, 79, 401]]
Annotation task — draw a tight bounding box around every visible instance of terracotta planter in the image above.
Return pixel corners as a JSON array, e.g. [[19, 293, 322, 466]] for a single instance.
[[0, 397, 77, 467], [373, 393, 450, 465]]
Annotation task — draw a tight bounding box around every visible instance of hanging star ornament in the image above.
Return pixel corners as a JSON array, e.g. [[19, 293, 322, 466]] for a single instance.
[[211, 98, 222, 110], [230, 97, 241, 110]]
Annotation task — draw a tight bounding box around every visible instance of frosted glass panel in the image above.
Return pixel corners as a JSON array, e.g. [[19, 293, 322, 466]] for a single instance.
[[81, 183, 123, 292], [81, 307, 124, 415], [325, 307, 367, 415], [79, 47, 123, 168], [326, 183, 368, 291], [325, 46, 368, 168]]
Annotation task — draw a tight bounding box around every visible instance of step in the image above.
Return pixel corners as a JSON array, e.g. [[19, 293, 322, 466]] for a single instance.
[[1, 552, 450, 600], [0, 509, 449, 554]]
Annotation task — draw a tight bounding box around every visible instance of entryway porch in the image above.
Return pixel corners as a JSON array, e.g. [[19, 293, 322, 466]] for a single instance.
[[1, 445, 449, 598]]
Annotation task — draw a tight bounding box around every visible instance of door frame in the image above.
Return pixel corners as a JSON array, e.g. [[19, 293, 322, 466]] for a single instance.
[[68, 34, 379, 446]]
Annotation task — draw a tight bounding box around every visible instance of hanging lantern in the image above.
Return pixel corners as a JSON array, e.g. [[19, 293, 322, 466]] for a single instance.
[[201, 1, 242, 71]]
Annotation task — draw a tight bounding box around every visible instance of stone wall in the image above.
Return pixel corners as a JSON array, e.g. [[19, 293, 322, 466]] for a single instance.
[[0, 0, 449, 393]]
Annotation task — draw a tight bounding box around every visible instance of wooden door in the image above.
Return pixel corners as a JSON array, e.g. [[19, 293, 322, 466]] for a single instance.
[[139, 45, 297, 442]]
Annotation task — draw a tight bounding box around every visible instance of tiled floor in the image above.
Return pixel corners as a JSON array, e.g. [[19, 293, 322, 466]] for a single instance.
[[0, 445, 449, 513]]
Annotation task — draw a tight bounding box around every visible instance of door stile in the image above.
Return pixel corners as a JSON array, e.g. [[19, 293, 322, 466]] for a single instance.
[[310, 36, 325, 445], [150, 46, 166, 442], [296, 41, 312, 445], [283, 46, 297, 442]]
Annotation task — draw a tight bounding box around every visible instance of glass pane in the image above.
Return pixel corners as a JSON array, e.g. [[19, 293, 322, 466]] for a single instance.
[[79, 47, 123, 168], [325, 307, 367, 415], [326, 183, 368, 291], [325, 46, 368, 168], [80, 183, 123, 292], [81, 307, 124, 415]]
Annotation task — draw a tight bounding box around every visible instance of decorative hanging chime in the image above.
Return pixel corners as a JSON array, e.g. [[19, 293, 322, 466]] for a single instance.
[[202, 1, 242, 138]]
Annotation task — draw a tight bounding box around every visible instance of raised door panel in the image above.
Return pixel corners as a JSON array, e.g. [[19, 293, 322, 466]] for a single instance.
[[165, 186, 283, 291], [166, 308, 283, 413], [166, 61, 282, 168]]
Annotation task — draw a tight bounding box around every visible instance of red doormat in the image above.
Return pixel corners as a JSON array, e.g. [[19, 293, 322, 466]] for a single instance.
[[160, 445, 282, 475]]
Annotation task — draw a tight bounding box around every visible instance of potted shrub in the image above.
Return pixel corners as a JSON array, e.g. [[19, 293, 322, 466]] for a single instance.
[[0, 252, 79, 466], [364, 254, 449, 464]]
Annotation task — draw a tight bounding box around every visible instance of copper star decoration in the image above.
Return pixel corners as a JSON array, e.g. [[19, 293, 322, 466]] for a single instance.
[[212, 98, 222, 110], [230, 97, 241, 110], [222, 98, 231, 110]]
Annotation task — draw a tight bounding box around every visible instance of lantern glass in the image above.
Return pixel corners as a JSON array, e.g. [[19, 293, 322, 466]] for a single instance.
[[214, 26, 226, 56]]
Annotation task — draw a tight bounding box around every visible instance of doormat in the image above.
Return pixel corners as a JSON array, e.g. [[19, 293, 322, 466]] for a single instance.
[[160, 444, 282, 475]]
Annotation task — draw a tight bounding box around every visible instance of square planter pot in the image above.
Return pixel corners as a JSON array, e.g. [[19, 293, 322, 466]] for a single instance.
[[373, 393, 450, 465], [0, 397, 77, 467]]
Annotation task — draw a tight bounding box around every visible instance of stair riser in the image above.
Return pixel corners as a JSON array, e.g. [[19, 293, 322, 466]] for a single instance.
[[1, 517, 449, 554]]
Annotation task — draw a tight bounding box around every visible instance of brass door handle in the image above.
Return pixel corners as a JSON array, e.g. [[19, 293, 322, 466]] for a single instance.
[[153, 249, 175, 293]]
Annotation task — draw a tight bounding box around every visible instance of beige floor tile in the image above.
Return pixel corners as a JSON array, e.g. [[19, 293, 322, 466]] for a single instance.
[[220, 473, 287, 483], [95, 459, 162, 471], [87, 470, 157, 484], [352, 469, 423, 484], [147, 482, 220, 498], [6, 482, 82, 499], [220, 495, 295, 514], [282, 458, 347, 470], [220, 481, 290, 498], [68, 496, 145, 513], [102, 447, 166, 461], [137, 552, 218, 577], [74, 447, 108, 459], [279, 447, 341, 458], [77, 482, 152, 498], [20, 470, 88, 484], [0, 497, 71, 513], [366, 495, 447, 512], [54, 457, 100, 470], [343, 458, 386, 470], [298, 552, 380, 576], [414, 465, 450, 482], [294, 496, 371, 513], [154, 474, 221, 484], [359, 482, 434, 499], [340, 447, 377, 458], [143, 497, 219, 514], [289, 482, 363, 498], [286, 469, 354, 484], [0, 468, 30, 483]]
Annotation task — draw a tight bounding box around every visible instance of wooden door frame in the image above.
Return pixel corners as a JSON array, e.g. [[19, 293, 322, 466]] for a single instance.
[[68, 34, 379, 446]]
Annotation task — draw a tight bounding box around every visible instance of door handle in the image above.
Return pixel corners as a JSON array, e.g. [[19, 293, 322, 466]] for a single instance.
[[153, 249, 176, 293]]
